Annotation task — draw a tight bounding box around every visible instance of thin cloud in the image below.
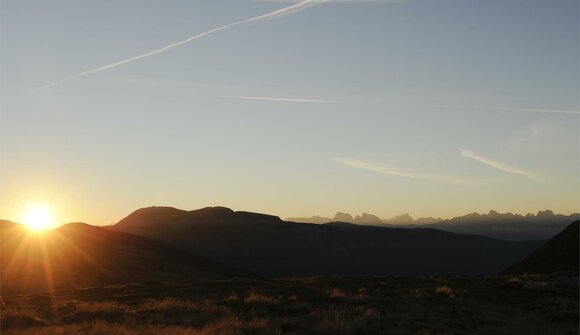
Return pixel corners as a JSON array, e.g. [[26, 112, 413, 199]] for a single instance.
[[498, 107, 580, 115], [41, 0, 326, 90], [459, 148, 542, 181], [258, 0, 403, 3], [332, 157, 490, 187], [221, 95, 330, 103]]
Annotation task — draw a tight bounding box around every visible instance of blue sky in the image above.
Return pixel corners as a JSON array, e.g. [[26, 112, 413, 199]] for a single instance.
[[1, 0, 578, 225]]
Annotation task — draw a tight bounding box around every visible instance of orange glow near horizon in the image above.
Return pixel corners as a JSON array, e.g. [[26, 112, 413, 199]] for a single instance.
[[21, 204, 57, 231]]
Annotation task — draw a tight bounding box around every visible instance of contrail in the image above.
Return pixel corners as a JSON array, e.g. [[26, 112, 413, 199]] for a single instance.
[[332, 157, 491, 187], [459, 148, 542, 181], [221, 95, 330, 103], [41, 0, 324, 90], [498, 107, 580, 115]]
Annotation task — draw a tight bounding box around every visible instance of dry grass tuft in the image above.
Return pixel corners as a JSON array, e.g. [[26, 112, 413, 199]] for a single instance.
[[329, 288, 347, 299], [224, 293, 239, 302], [329, 288, 367, 302], [58, 301, 128, 324], [137, 298, 198, 312], [0, 308, 49, 330], [198, 316, 280, 335], [311, 307, 369, 335], [435, 286, 454, 298], [244, 291, 280, 305], [3, 276, 577, 335]]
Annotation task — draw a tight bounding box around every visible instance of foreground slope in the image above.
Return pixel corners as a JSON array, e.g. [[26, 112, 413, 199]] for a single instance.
[[0, 220, 247, 295], [4, 275, 578, 335], [112, 206, 543, 277], [503, 221, 579, 275]]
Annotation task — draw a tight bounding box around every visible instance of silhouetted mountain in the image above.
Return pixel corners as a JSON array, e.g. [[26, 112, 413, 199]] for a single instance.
[[287, 210, 576, 240], [284, 215, 331, 224], [384, 213, 415, 225], [286, 211, 438, 225], [354, 213, 382, 224], [418, 211, 579, 241], [0, 220, 248, 294], [503, 221, 579, 275], [415, 217, 442, 225], [112, 206, 543, 277]]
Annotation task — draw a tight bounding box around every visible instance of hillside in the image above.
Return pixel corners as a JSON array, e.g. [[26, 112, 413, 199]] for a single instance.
[[0, 220, 248, 295], [112, 206, 543, 277], [503, 221, 579, 275]]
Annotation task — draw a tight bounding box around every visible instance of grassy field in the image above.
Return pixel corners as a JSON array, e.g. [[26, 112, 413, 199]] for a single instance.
[[1, 275, 578, 335]]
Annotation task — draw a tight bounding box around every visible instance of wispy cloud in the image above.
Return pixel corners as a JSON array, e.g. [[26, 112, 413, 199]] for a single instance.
[[498, 107, 580, 115], [459, 148, 542, 181], [258, 0, 403, 3], [221, 95, 330, 103], [332, 157, 490, 187], [41, 0, 326, 90]]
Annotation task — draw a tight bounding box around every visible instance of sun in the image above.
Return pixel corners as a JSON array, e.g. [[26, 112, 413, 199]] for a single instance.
[[22, 205, 55, 231]]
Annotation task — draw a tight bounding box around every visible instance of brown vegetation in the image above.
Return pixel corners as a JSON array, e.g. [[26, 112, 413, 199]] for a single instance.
[[1, 275, 578, 335]]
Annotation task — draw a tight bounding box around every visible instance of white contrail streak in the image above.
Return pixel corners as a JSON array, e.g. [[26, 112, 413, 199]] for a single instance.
[[42, 0, 324, 89], [459, 148, 542, 181], [498, 107, 580, 115], [221, 95, 330, 103], [332, 157, 490, 187]]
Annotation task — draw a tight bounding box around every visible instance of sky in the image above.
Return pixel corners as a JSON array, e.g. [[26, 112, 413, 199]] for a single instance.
[[1, 0, 578, 226]]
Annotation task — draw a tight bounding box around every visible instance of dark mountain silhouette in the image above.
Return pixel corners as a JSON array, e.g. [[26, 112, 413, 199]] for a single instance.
[[354, 213, 382, 224], [503, 221, 579, 275], [286, 212, 439, 225], [0, 220, 248, 295], [385, 213, 414, 224], [112, 206, 543, 277], [415, 217, 442, 225], [380, 214, 440, 225], [334, 212, 354, 222], [288, 210, 578, 241], [419, 211, 579, 241]]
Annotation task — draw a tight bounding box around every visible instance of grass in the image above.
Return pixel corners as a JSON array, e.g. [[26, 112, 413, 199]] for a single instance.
[[1, 275, 578, 335], [434, 286, 454, 298]]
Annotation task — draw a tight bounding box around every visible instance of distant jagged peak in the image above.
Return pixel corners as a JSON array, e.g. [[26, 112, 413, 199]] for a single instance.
[[354, 213, 382, 224], [388, 213, 415, 223], [333, 212, 354, 222], [415, 217, 442, 225], [536, 209, 555, 217], [396, 213, 414, 220]]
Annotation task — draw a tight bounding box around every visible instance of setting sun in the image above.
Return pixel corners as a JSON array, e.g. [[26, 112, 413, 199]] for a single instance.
[[22, 205, 55, 231]]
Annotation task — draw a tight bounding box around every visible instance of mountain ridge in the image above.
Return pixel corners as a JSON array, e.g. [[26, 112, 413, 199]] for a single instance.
[[111, 206, 544, 277], [1, 219, 250, 294], [286, 210, 579, 240]]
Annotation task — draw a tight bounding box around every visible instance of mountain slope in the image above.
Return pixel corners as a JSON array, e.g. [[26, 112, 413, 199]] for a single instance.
[[112, 206, 543, 277], [419, 211, 579, 241], [503, 221, 579, 274], [287, 210, 578, 240], [0, 220, 248, 294]]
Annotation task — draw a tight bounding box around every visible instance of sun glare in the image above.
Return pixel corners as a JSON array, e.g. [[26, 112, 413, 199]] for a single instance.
[[22, 205, 55, 231]]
